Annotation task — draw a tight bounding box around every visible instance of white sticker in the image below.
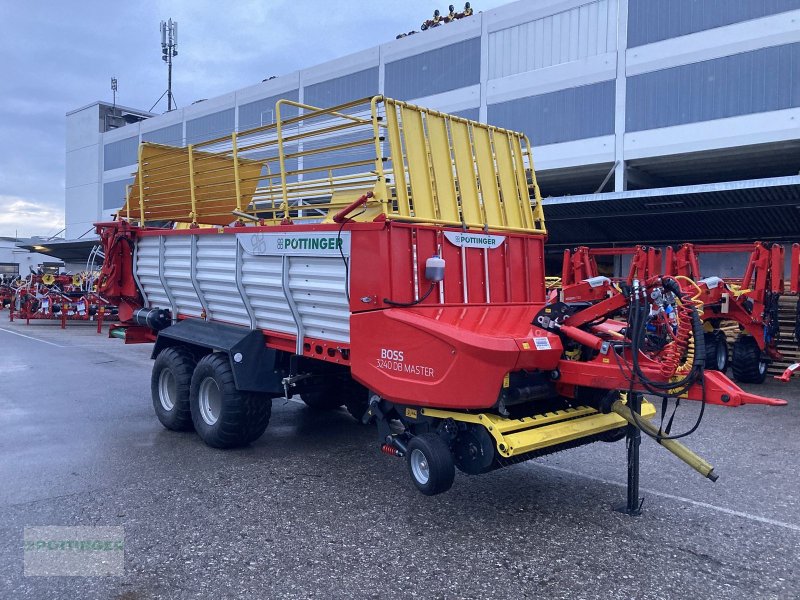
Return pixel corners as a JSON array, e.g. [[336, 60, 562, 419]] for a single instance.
[[443, 231, 506, 249], [533, 337, 551, 350], [237, 231, 350, 256]]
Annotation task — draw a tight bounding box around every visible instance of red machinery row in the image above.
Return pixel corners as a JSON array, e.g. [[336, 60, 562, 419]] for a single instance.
[[3, 273, 116, 330], [557, 241, 800, 384]]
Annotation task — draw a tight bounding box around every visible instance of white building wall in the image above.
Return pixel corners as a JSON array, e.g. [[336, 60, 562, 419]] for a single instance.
[[65, 0, 800, 233], [65, 105, 102, 238]]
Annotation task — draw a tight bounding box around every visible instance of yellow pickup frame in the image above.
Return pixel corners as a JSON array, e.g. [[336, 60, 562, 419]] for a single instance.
[[420, 400, 656, 458]]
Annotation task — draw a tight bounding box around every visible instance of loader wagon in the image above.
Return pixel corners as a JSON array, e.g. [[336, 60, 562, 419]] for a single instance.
[[96, 96, 784, 497]]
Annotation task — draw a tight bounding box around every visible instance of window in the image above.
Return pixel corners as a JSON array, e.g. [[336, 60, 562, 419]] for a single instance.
[[626, 42, 800, 131], [103, 136, 139, 170], [186, 108, 235, 145], [304, 68, 379, 108], [628, 0, 800, 47], [488, 81, 615, 145], [142, 123, 183, 146], [103, 178, 134, 210], [451, 107, 480, 121], [239, 90, 300, 130], [385, 38, 481, 100]]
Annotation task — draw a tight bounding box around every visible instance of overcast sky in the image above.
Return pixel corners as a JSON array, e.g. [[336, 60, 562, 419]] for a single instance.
[[0, 0, 510, 239]]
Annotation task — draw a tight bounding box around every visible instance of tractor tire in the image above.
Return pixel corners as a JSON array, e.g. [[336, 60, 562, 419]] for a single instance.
[[704, 331, 729, 372], [190, 353, 271, 448], [151, 346, 196, 431], [731, 336, 768, 384], [406, 433, 455, 496]]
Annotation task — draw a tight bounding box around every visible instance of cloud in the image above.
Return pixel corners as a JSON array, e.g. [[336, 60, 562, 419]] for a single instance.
[[0, 196, 65, 238]]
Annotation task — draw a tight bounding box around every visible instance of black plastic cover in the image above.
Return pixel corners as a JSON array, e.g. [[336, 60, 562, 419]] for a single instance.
[[151, 319, 283, 394]]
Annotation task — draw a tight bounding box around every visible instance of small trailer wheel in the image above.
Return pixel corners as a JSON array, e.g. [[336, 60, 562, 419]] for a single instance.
[[190, 353, 271, 448], [151, 346, 196, 431], [704, 331, 728, 372], [406, 433, 455, 496]]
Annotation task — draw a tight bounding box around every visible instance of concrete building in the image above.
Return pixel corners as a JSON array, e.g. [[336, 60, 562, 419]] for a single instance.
[[65, 0, 800, 249]]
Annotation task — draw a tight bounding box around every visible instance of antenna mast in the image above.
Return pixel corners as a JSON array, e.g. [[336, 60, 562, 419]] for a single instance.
[[160, 19, 178, 111]]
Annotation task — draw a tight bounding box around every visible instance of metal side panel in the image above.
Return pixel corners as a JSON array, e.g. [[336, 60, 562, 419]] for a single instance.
[[162, 236, 202, 318], [135, 236, 169, 308], [195, 235, 251, 327], [287, 256, 350, 343], [240, 251, 297, 335]]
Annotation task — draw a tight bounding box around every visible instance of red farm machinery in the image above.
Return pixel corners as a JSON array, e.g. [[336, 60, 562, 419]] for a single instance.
[[7, 271, 115, 329], [94, 96, 786, 507], [559, 242, 800, 384]]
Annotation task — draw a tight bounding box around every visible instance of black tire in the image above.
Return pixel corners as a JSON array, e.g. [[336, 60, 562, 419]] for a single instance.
[[406, 433, 455, 496], [151, 346, 196, 431], [300, 390, 344, 410], [190, 353, 272, 448], [731, 336, 768, 384], [300, 380, 371, 423], [343, 382, 371, 423], [704, 331, 729, 372]]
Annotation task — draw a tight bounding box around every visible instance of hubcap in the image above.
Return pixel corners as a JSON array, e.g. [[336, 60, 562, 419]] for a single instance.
[[758, 361, 767, 376], [158, 369, 176, 411], [716, 342, 727, 370], [410, 448, 430, 485], [198, 377, 222, 426]]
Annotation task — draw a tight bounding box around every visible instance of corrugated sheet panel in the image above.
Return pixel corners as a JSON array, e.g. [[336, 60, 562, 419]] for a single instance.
[[304, 68, 379, 109], [488, 0, 615, 79], [238, 89, 299, 130], [104, 136, 139, 171], [136, 236, 169, 308], [141, 123, 184, 146], [628, 0, 800, 48], [487, 80, 615, 145], [385, 38, 481, 100], [288, 257, 350, 343], [134, 232, 352, 344], [102, 178, 134, 210], [241, 253, 297, 336], [185, 108, 235, 145], [195, 236, 250, 327], [627, 42, 800, 132], [163, 237, 202, 317]]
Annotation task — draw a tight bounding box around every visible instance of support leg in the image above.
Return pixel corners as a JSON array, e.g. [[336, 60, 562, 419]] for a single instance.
[[617, 392, 643, 516]]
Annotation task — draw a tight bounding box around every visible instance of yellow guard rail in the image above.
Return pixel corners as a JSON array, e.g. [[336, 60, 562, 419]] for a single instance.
[[120, 96, 546, 234]]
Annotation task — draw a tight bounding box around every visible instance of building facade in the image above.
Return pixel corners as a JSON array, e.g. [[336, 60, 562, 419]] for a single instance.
[[66, 0, 800, 241]]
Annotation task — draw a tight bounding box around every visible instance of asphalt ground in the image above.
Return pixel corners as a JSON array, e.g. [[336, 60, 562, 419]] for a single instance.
[[0, 318, 798, 599]]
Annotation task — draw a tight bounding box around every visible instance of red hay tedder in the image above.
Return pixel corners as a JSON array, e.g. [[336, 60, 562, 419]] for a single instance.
[[92, 96, 786, 507], [7, 272, 115, 330]]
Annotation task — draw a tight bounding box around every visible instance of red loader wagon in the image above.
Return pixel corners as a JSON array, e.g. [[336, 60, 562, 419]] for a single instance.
[[95, 96, 785, 503]]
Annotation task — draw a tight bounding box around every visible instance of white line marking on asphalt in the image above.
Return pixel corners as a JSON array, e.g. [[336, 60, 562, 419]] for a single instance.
[[0, 327, 64, 347], [535, 463, 800, 533]]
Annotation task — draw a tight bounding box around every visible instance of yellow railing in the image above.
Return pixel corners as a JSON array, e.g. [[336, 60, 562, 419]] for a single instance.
[[121, 95, 546, 234]]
